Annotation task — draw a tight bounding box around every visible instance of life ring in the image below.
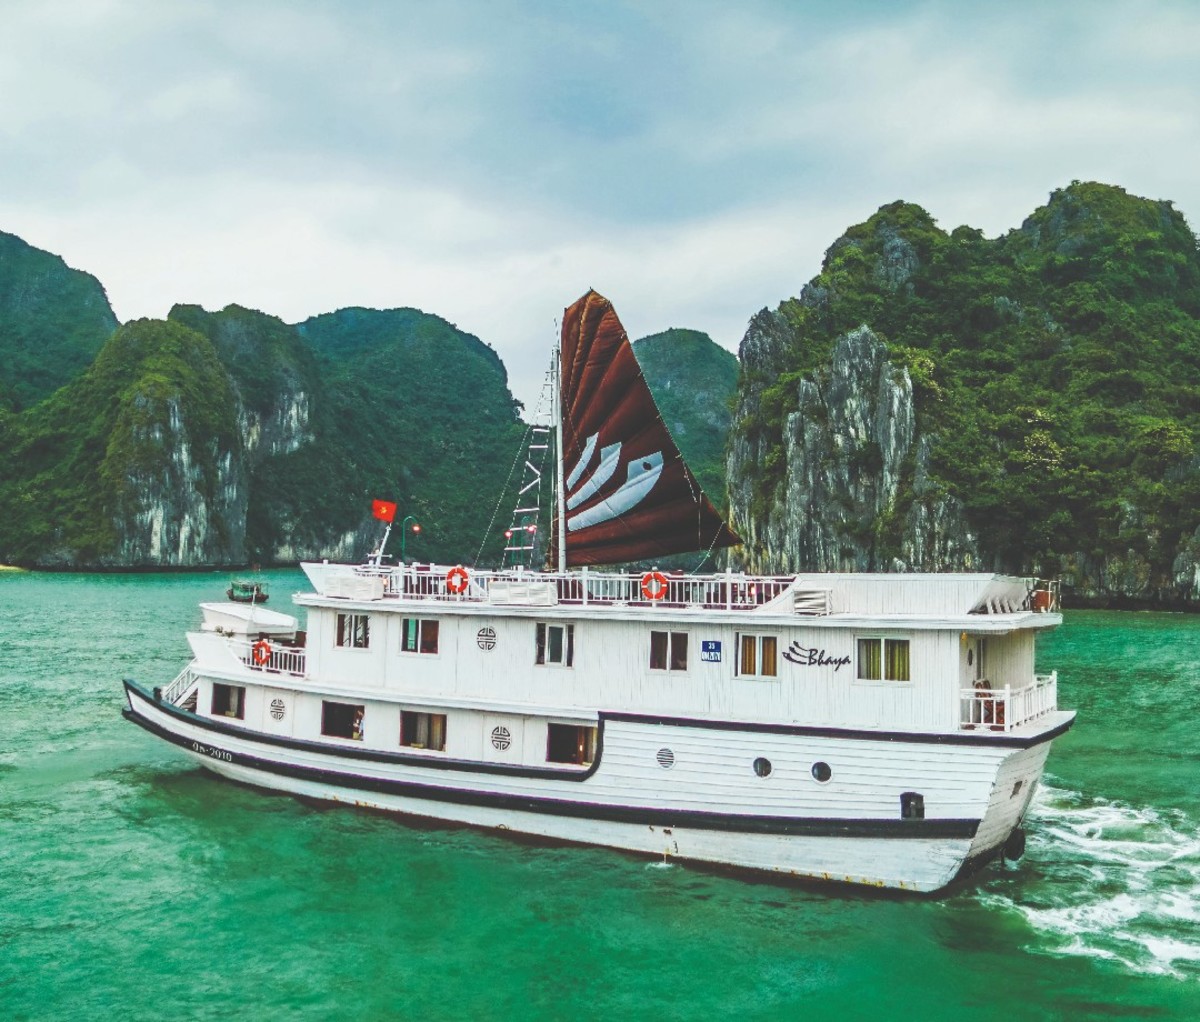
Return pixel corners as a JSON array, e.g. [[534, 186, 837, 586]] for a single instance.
[[252, 639, 272, 665], [446, 565, 470, 594], [641, 570, 668, 601]]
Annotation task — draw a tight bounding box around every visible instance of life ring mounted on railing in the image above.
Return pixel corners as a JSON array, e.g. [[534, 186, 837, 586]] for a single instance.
[[252, 639, 272, 666], [446, 565, 470, 595], [641, 570, 668, 601]]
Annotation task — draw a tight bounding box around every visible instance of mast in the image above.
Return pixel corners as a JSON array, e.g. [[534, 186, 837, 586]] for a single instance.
[[554, 324, 567, 571]]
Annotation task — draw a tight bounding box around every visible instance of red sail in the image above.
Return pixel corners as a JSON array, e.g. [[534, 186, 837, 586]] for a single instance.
[[553, 290, 740, 568]]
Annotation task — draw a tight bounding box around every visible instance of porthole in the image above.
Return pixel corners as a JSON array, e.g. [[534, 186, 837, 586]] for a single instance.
[[811, 761, 832, 783], [753, 757, 772, 778], [656, 748, 675, 769]]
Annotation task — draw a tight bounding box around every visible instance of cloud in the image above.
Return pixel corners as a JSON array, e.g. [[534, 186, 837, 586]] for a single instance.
[[1, 0, 1198, 410]]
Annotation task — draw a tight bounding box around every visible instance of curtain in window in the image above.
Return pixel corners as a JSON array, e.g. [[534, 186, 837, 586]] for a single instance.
[[885, 639, 910, 681], [739, 634, 757, 676], [761, 636, 778, 677], [536, 623, 547, 664], [429, 714, 446, 751], [858, 638, 882, 680]]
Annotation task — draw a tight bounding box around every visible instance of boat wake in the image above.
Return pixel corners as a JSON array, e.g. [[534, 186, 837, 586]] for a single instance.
[[980, 780, 1200, 978]]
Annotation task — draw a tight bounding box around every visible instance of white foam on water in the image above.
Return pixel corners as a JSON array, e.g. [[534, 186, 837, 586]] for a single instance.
[[980, 782, 1200, 978]]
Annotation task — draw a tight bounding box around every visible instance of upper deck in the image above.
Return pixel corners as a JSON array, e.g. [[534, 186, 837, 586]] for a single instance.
[[296, 562, 1061, 630]]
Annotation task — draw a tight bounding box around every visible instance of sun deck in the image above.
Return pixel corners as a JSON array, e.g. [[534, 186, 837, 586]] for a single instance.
[[298, 562, 1061, 618]]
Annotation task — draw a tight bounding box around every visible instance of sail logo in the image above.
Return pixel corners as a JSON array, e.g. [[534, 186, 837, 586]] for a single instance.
[[564, 432, 662, 532]]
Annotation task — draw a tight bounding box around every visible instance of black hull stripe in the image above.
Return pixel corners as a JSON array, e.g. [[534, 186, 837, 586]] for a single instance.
[[605, 711, 1075, 748], [125, 678, 1073, 786], [123, 703, 980, 841]]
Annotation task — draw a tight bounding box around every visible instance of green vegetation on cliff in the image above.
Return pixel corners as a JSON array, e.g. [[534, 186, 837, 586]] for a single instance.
[[634, 327, 737, 507], [737, 182, 1200, 581], [0, 319, 238, 563], [0, 288, 526, 567], [0, 231, 118, 411], [288, 308, 525, 565]]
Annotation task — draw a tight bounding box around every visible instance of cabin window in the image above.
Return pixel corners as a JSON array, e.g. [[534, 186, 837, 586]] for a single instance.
[[535, 623, 574, 666], [211, 683, 245, 719], [401, 618, 440, 654], [400, 710, 446, 751], [546, 723, 597, 765], [857, 637, 911, 682], [335, 613, 370, 649], [322, 700, 365, 741], [650, 631, 688, 671], [736, 634, 778, 678]]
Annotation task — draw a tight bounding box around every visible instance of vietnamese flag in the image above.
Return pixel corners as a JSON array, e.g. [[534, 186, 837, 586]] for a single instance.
[[372, 499, 397, 523]]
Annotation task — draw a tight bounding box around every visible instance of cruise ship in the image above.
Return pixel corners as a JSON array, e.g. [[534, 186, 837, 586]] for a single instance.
[[123, 291, 1074, 892]]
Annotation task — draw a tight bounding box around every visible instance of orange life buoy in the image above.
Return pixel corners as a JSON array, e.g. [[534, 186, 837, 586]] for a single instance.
[[446, 565, 470, 594], [641, 570, 668, 601], [252, 639, 272, 665]]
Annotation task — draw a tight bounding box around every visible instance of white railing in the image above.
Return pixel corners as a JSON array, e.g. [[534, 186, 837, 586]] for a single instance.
[[229, 638, 307, 677], [160, 664, 198, 706], [339, 562, 803, 613], [960, 671, 1058, 732]]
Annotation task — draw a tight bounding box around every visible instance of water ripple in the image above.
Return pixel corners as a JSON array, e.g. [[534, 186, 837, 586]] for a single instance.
[[980, 782, 1200, 979]]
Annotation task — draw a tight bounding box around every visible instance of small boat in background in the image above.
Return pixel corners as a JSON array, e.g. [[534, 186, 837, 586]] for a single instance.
[[227, 578, 269, 604]]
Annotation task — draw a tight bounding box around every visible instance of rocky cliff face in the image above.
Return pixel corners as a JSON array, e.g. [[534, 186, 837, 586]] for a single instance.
[[239, 391, 312, 462], [728, 320, 977, 573], [108, 397, 246, 567], [727, 184, 1200, 609]]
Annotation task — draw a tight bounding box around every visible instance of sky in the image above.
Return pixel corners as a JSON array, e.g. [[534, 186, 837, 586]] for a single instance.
[[2, 0, 1198, 410]]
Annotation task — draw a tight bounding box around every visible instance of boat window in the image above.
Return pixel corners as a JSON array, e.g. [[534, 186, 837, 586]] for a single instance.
[[650, 631, 688, 671], [535, 623, 575, 666], [400, 711, 446, 751], [322, 700, 365, 741], [857, 637, 911, 681], [211, 683, 245, 719], [736, 634, 778, 678], [401, 618, 440, 655], [546, 723, 597, 765], [335, 613, 370, 649]]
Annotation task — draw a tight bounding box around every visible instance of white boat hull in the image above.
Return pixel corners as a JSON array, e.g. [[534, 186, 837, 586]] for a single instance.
[[125, 681, 1069, 893]]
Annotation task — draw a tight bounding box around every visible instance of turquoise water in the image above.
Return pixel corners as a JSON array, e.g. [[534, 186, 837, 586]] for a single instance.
[[2, 571, 1198, 1020]]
